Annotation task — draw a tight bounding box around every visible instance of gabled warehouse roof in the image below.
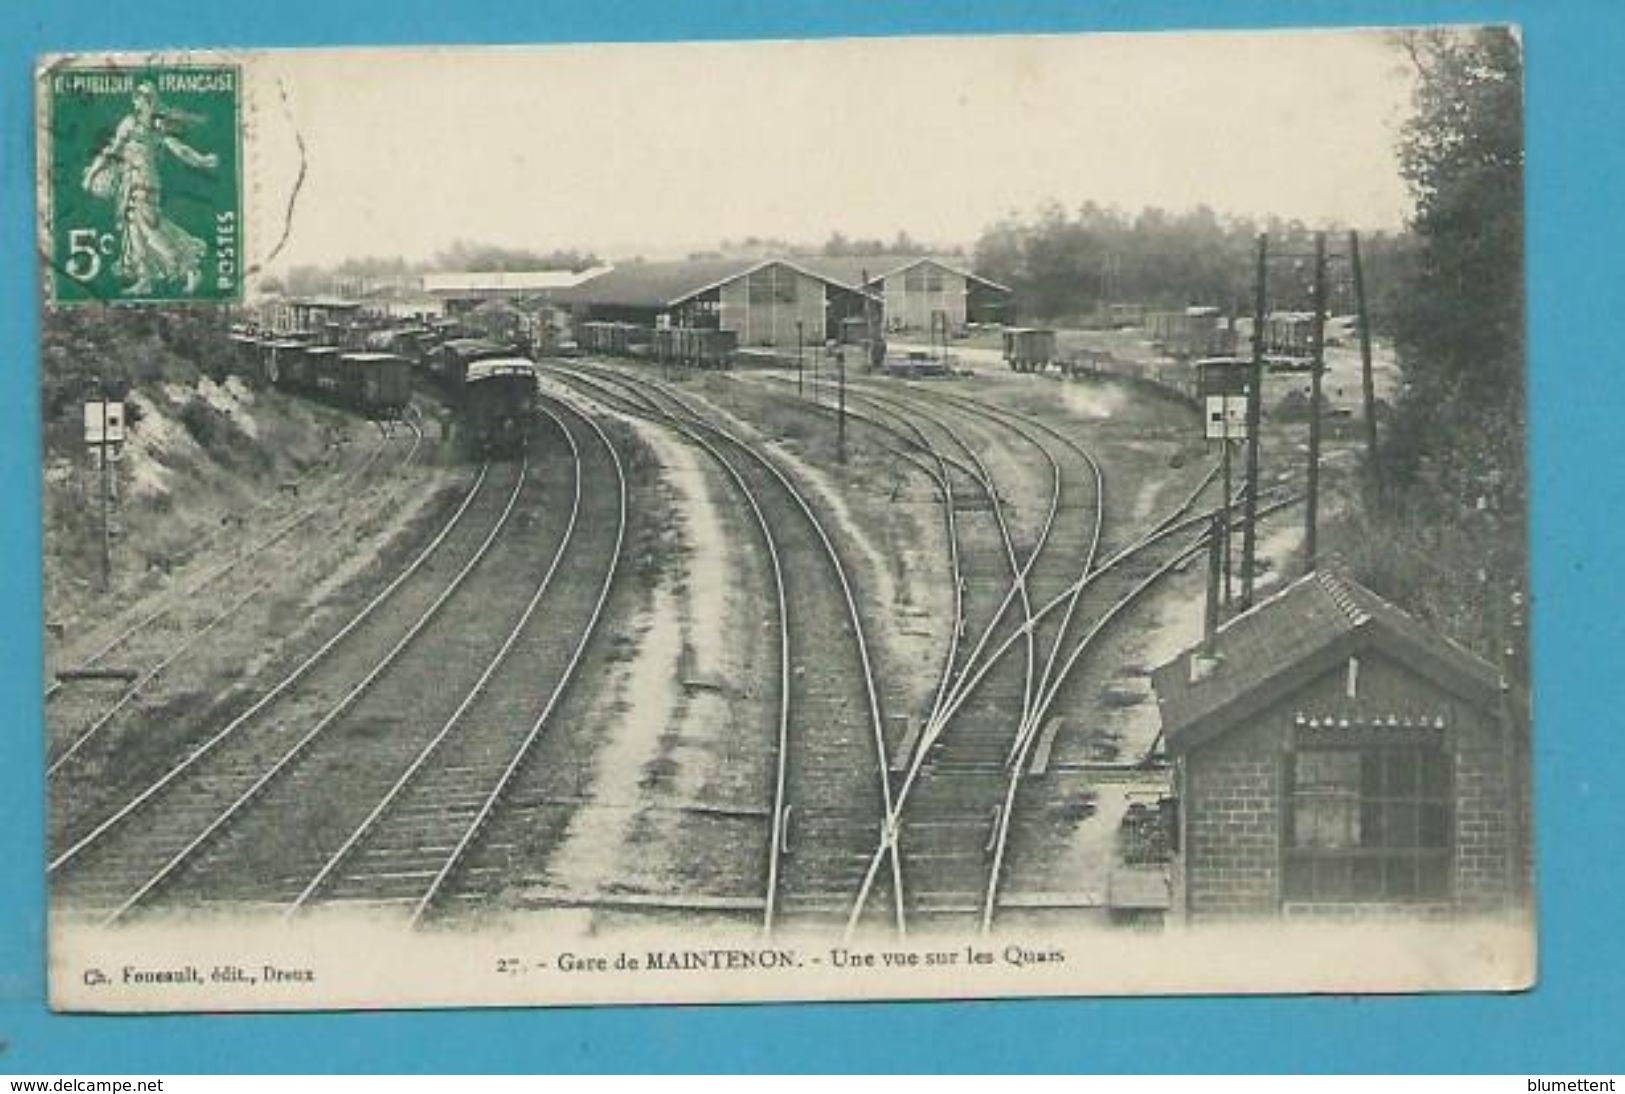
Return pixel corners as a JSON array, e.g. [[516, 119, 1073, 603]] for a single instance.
[[555, 258, 877, 310], [792, 255, 1012, 294]]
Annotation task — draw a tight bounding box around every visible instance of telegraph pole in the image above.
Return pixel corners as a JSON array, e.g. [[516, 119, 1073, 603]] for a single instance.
[[796, 318, 805, 397], [813, 335, 822, 407], [837, 346, 848, 464], [862, 267, 873, 371], [1221, 415, 1233, 609], [1203, 513, 1225, 652], [1304, 232, 1328, 573], [1349, 229, 1382, 499], [1241, 234, 1267, 610]]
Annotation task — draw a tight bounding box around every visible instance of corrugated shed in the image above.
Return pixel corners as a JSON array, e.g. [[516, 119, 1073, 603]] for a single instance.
[[423, 268, 612, 296]]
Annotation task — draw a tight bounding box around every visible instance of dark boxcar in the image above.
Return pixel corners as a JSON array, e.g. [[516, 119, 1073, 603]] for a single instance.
[[652, 326, 679, 366], [1003, 327, 1057, 372], [1263, 312, 1315, 359], [340, 352, 413, 419], [463, 357, 539, 455], [433, 338, 514, 391], [228, 333, 260, 382], [1148, 309, 1237, 360], [685, 327, 737, 369], [262, 339, 309, 390], [581, 321, 654, 358], [304, 345, 343, 400], [366, 326, 436, 371], [624, 323, 654, 358]]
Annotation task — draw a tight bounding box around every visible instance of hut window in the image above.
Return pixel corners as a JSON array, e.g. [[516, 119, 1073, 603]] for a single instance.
[[1284, 745, 1452, 902]]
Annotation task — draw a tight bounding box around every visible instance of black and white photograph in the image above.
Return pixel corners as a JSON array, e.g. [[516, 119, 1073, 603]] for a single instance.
[[36, 27, 1532, 1011]]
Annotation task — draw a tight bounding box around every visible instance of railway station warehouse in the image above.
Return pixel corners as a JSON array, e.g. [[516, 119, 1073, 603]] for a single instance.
[[556, 255, 1014, 346]]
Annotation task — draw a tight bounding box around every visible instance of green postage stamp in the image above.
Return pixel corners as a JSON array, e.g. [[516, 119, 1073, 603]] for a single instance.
[[42, 62, 242, 304]]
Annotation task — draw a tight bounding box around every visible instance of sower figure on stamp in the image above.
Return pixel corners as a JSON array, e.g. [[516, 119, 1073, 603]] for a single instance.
[[82, 81, 217, 295]]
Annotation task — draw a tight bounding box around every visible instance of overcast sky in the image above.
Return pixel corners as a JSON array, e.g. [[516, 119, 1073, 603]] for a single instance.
[[243, 29, 1418, 273]]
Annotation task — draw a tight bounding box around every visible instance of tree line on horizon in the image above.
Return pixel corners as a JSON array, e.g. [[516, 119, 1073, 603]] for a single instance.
[[970, 202, 1419, 328]]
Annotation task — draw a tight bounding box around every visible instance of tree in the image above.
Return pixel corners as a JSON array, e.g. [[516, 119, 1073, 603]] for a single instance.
[[1347, 26, 1527, 679], [1387, 27, 1525, 507], [432, 241, 601, 271]]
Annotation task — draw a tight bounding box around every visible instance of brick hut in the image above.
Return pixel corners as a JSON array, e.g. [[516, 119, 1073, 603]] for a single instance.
[[1153, 571, 1528, 921]]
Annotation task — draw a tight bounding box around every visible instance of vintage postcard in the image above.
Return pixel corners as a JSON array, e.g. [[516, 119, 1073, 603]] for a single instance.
[[36, 28, 1532, 1012]]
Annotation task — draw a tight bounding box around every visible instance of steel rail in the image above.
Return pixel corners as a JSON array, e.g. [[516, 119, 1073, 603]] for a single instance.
[[926, 487, 1298, 767], [44, 427, 401, 703], [99, 459, 529, 925], [46, 579, 270, 777], [551, 363, 905, 935], [286, 409, 580, 915], [409, 400, 626, 927], [977, 492, 1303, 932], [748, 376, 967, 738], [923, 387, 1108, 749], [635, 374, 906, 935], [536, 365, 794, 931], [47, 417, 429, 777], [846, 477, 1292, 929], [542, 365, 846, 923], [49, 462, 495, 876], [815, 382, 1056, 739], [834, 385, 1088, 933]]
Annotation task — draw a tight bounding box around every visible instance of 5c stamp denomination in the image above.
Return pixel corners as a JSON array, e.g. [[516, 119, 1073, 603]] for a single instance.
[[42, 62, 241, 304]]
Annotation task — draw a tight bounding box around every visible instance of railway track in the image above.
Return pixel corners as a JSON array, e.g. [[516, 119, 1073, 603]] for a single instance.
[[44, 419, 412, 707], [800, 382, 1110, 931], [592, 368, 1113, 933], [46, 417, 427, 779], [783, 376, 1277, 934], [49, 453, 521, 922], [546, 362, 902, 935], [555, 366, 1300, 938], [285, 398, 628, 926], [985, 488, 1301, 930]]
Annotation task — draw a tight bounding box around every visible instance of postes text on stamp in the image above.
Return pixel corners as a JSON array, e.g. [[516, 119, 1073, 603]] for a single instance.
[[44, 64, 241, 304]]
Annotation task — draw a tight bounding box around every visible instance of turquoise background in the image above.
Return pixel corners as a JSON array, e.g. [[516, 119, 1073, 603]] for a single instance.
[[2, 0, 1620, 1074]]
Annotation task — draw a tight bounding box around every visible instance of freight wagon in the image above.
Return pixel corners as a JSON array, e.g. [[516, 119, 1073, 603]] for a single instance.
[[1262, 312, 1315, 359], [463, 357, 540, 456], [578, 321, 654, 358], [339, 352, 414, 420], [654, 327, 739, 369], [304, 345, 344, 399], [1146, 307, 1238, 360], [430, 338, 515, 392], [1003, 327, 1057, 372], [260, 339, 308, 389]]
